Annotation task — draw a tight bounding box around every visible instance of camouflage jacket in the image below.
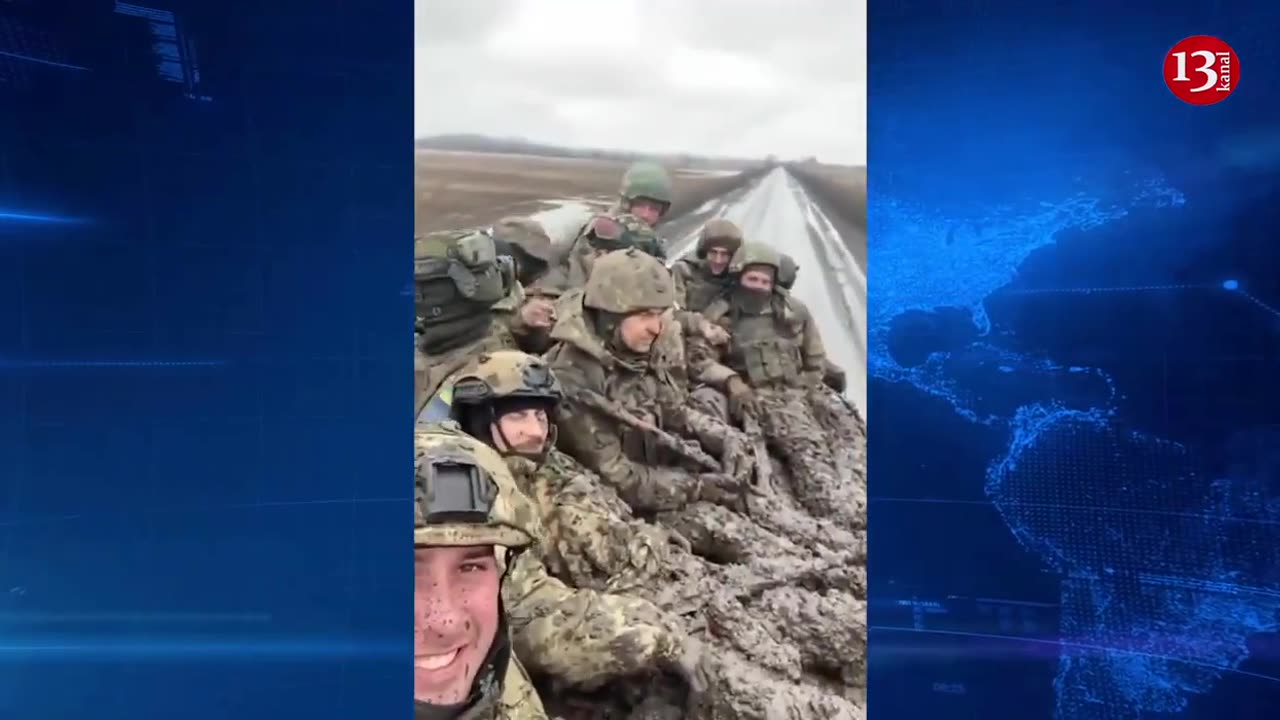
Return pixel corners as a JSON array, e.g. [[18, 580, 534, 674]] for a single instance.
[[543, 290, 734, 512], [503, 508, 686, 690], [689, 292, 828, 391], [443, 656, 547, 720], [671, 257, 729, 314], [506, 451, 679, 595]]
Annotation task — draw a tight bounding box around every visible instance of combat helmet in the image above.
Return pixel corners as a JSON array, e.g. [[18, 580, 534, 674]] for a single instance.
[[414, 424, 538, 552], [448, 351, 562, 461], [584, 248, 675, 315], [777, 252, 799, 290], [696, 218, 744, 260], [619, 161, 673, 219], [728, 241, 783, 277]]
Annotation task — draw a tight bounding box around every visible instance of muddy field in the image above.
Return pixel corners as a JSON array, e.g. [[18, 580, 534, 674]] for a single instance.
[[415, 150, 764, 234], [783, 163, 868, 270]]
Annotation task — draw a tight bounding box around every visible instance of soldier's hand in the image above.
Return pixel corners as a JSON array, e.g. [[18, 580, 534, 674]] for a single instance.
[[696, 473, 744, 507], [519, 297, 557, 328], [725, 376, 757, 421], [699, 319, 730, 346]]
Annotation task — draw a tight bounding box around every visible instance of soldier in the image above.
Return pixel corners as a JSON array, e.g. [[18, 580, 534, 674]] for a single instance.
[[688, 242, 861, 529], [415, 425, 548, 718], [545, 248, 754, 515], [414, 229, 555, 411], [774, 251, 848, 395], [419, 422, 700, 702], [446, 349, 691, 594], [490, 216, 555, 290], [672, 218, 743, 313], [611, 160, 674, 226]]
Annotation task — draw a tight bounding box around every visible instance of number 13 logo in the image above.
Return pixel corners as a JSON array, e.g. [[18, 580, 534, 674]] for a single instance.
[[1164, 35, 1239, 106]]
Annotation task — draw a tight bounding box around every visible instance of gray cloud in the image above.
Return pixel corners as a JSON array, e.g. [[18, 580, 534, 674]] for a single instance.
[[415, 0, 866, 164]]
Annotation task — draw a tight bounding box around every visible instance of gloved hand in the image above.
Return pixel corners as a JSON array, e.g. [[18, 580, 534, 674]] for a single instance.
[[725, 375, 757, 420]]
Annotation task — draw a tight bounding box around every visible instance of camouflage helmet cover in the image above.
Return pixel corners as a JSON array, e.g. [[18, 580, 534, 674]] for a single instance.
[[619, 161, 674, 206], [414, 424, 538, 550], [449, 350, 563, 408], [583, 248, 675, 314], [777, 252, 799, 289], [728, 241, 783, 276], [696, 218, 744, 259], [582, 212, 665, 259]]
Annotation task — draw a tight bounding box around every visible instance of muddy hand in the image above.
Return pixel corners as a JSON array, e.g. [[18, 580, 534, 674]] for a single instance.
[[721, 435, 755, 486]]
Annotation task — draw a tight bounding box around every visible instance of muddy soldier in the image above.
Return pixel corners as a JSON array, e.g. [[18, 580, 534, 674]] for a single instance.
[[414, 229, 556, 412], [545, 248, 753, 515], [688, 242, 862, 529], [415, 425, 548, 719]]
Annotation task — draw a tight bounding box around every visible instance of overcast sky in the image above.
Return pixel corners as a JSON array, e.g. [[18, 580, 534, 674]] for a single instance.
[[414, 0, 866, 165]]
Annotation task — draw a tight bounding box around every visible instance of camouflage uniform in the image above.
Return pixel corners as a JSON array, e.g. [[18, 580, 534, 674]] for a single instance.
[[415, 425, 548, 720], [688, 243, 860, 529], [775, 251, 848, 395], [446, 350, 687, 594], [545, 249, 753, 515], [562, 212, 666, 291], [490, 217, 560, 353], [671, 218, 742, 314], [414, 230, 544, 413]]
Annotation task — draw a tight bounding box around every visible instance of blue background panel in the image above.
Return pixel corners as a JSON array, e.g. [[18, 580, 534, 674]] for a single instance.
[[868, 2, 1279, 719], [0, 1, 412, 718]]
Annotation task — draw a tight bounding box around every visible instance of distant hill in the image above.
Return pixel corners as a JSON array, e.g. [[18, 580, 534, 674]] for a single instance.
[[414, 133, 762, 169]]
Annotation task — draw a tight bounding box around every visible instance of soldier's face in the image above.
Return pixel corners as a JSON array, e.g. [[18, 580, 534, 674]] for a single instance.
[[740, 268, 775, 292], [492, 408, 550, 455], [706, 246, 733, 275], [619, 309, 665, 354], [414, 546, 501, 705], [628, 198, 665, 226]]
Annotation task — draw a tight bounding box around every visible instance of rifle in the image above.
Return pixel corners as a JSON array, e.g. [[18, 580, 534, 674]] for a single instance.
[[568, 388, 723, 473]]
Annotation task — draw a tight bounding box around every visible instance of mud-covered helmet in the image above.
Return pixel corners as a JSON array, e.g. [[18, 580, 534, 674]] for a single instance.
[[696, 218, 744, 259], [584, 248, 675, 314], [619, 161, 673, 217], [414, 423, 538, 550], [777, 253, 799, 290], [728, 242, 782, 277]]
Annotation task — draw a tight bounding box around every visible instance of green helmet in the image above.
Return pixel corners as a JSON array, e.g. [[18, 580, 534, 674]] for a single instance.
[[584, 248, 675, 314], [414, 423, 538, 550], [580, 213, 665, 259], [728, 241, 782, 276], [696, 218, 744, 259], [777, 253, 799, 290], [619, 161, 674, 213]]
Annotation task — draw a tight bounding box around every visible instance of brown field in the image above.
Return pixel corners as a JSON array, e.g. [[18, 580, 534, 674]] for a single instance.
[[415, 150, 766, 234], [784, 162, 868, 269]]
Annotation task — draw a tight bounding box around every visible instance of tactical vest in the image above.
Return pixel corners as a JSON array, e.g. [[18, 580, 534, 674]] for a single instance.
[[705, 298, 807, 387]]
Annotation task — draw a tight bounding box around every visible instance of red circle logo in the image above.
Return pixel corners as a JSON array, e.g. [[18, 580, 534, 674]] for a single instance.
[[1163, 35, 1239, 105]]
